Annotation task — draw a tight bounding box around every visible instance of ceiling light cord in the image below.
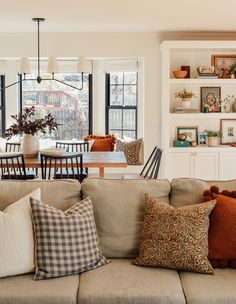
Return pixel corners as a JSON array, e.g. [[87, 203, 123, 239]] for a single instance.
[[37, 18, 41, 83]]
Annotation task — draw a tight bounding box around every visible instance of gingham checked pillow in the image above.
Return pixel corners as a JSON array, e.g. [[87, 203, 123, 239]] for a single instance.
[[30, 196, 109, 280]]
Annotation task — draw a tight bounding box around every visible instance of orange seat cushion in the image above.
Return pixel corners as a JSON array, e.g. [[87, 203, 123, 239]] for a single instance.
[[84, 135, 116, 152], [203, 187, 236, 268]]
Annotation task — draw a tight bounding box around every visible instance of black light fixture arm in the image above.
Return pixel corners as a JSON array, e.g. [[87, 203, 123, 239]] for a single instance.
[[3, 80, 22, 90], [0, 17, 86, 91], [53, 74, 84, 90]]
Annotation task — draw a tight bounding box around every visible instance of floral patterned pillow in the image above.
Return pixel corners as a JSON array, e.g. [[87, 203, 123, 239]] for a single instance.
[[133, 194, 216, 274], [116, 138, 143, 165]]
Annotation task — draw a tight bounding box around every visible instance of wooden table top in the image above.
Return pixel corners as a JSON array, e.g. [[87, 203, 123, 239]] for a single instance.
[[24, 151, 127, 169]]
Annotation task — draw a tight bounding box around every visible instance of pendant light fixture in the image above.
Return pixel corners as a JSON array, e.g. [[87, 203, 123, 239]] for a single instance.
[[0, 17, 90, 91]]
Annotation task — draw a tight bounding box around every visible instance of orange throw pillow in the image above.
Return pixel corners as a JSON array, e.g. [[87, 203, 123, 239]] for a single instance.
[[84, 135, 116, 152], [203, 187, 236, 268]]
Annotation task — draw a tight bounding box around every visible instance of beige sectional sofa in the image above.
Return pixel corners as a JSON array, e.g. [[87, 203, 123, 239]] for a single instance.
[[0, 177, 236, 304]]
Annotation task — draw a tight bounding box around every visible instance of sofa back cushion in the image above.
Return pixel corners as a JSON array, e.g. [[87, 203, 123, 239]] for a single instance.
[[170, 178, 236, 208], [0, 180, 81, 211], [81, 178, 170, 258]]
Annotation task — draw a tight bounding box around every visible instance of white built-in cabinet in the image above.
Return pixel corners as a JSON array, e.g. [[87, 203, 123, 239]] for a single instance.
[[160, 41, 236, 180], [219, 153, 236, 180], [167, 151, 218, 180]]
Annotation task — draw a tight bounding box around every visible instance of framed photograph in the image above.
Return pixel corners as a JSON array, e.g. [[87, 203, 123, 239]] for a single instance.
[[200, 87, 221, 112], [220, 119, 236, 144], [211, 55, 236, 78], [177, 126, 198, 143], [198, 132, 208, 146]]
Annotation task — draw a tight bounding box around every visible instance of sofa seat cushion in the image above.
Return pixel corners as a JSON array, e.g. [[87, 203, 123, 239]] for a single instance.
[[180, 269, 236, 304], [78, 259, 186, 304], [0, 273, 79, 304], [82, 178, 171, 258]]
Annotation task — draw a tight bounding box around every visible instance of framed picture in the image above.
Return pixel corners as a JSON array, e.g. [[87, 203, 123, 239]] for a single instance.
[[198, 132, 208, 146], [220, 119, 236, 144], [200, 87, 221, 112], [211, 55, 236, 78], [177, 126, 198, 143]]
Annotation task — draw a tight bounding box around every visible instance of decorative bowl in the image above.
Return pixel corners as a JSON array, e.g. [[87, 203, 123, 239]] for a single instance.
[[173, 70, 187, 78], [40, 148, 67, 156]]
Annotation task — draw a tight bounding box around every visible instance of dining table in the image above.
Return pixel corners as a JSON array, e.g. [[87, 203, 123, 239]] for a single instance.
[[24, 151, 127, 177]]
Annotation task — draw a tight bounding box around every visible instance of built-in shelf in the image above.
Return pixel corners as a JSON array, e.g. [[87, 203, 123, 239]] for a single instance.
[[169, 78, 236, 85], [161, 40, 236, 180], [169, 113, 236, 118]]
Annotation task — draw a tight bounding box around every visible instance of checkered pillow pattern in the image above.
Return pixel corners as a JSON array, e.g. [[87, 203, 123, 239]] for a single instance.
[[30, 196, 109, 280]]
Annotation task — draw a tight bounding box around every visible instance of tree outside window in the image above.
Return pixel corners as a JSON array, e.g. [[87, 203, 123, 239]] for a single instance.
[[21, 73, 92, 139]]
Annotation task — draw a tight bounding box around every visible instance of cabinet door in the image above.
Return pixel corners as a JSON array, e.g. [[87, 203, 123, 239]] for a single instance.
[[193, 152, 218, 180], [167, 153, 193, 179], [219, 152, 236, 180]]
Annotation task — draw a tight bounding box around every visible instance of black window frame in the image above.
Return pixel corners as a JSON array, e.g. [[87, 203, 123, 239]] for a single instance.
[[105, 72, 138, 139], [0, 75, 6, 136], [19, 73, 93, 135]]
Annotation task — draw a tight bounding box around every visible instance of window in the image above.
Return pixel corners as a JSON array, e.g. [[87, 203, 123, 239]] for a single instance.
[[20, 73, 92, 140], [0, 76, 5, 136], [105, 72, 138, 139]]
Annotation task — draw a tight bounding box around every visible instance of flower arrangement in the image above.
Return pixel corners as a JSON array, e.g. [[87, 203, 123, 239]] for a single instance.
[[175, 89, 196, 99], [5, 106, 59, 140]]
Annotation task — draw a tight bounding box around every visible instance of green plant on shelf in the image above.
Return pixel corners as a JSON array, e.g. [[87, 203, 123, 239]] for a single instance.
[[205, 130, 222, 138]]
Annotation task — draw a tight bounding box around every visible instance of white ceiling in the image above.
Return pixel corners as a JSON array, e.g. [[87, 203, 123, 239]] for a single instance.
[[1, 0, 236, 33]]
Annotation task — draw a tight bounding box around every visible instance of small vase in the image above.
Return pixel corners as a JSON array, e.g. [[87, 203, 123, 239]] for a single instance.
[[208, 137, 219, 147], [224, 100, 232, 113], [21, 134, 39, 158], [181, 98, 191, 109]]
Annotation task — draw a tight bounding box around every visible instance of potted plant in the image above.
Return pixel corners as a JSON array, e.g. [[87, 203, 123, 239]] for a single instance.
[[205, 130, 222, 147], [5, 106, 59, 157], [175, 89, 196, 108]]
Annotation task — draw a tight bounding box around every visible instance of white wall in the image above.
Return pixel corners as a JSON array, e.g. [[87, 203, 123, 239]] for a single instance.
[[1, 31, 236, 168]]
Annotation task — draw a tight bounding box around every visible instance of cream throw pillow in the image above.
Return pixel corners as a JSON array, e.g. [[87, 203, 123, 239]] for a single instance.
[[0, 188, 41, 278]]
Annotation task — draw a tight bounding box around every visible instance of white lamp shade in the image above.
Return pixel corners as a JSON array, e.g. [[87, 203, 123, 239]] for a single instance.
[[19, 57, 31, 74], [47, 57, 60, 73], [77, 56, 90, 73], [0, 61, 7, 75]]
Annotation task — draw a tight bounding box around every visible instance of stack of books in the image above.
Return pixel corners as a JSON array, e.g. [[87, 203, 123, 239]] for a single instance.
[[174, 108, 199, 113], [196, 73, 218, 79], [196, 66, 218, 78]]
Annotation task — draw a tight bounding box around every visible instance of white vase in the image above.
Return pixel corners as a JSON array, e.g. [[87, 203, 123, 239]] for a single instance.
[[181, 98, 191, 109], [21, 134, 39, 158], [208, 137, 219, 147]]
